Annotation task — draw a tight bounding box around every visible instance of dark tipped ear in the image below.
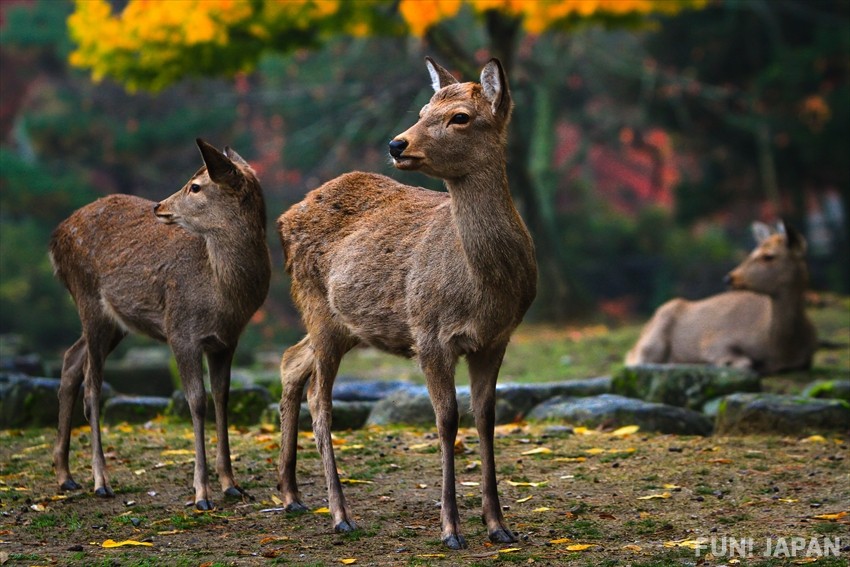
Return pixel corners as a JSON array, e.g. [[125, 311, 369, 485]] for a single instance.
[[783, 223, 808, 255], [224, 146, 250, 168], [197, 138, 238, 186], [480, 58, 512, 121], [425, 57, 458, 92]]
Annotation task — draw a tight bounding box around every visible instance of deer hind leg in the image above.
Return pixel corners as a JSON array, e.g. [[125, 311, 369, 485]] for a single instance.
[[420, 345, 465, 549], [625, 299, 683, 365], [54, 337, 87, 491], [82, 323, 125, 498], [277, 336, 314, 512], [468, 344, 517, 544], [172, 343, 214, 510], [307, 331, 357, 533], [207, 348, 243, 499]]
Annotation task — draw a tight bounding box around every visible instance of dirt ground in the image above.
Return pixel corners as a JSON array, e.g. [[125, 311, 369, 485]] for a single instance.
[[1, 418, 848, 566]]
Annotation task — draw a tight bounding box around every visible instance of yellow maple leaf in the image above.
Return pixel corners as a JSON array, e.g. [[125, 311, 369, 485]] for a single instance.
[[516, 495, 533, 503], [637, 492, 671, 500], [663, 538, 706, 549], [532, 507, 552, 512], [506, 480, 548, 488], [498, 547, 523, 553], [611, 425, 639, 436], [554, 456, 586, 463], [800, 435, 827, 443], [549, 537, 572, 544], [566, 543, 595, 551], [585, 448, 606, 455], [521, 447, 553, 456], [339, 559, 357, 565], [160, 449, 194, 456], [340, 478, 373, 484], [271, 494, 284, 505], [313, 507, 330, 514], [812, 511, 847, 521]]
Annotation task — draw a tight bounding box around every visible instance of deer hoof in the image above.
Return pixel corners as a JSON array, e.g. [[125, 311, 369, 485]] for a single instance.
[[60, 479, 82, 491], [334, 519, 358, 533], [224, 486, 246, 498], [489, 528, 517, 543], [94, 486, 114, 498], [442, 534, 468, 550], [284, 501, 308, 513], [195, 499, 215, 511]]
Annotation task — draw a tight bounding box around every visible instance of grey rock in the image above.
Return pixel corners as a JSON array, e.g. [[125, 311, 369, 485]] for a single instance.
[[613, 364, 760, 410], [261, 400, 376, 432], [104, 348, 175, 397], [366, 390, 436, 427], [526, 393, 714, 436], [494, 377, 612, 417], [167, 386, 273, 426], [103, 395, 170, 424], [332, 379, 428, 402], [702, 397, 724, 419], [0, 373, 115, 428], [802, 379, 850, 402], [0, 353, 46, 376], [715, 393, 850, 435]]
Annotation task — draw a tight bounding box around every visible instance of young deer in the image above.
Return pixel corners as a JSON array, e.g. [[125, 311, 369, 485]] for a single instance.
[[625, 222, 816, 374], [50, 139, 270, 509], [276, 58, 537, 549]]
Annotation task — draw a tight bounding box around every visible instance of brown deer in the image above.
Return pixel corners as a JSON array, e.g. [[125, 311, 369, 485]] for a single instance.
[[50, 139, 270, 509], [625, 221, 817, 374], [276, 58, 537, 549]]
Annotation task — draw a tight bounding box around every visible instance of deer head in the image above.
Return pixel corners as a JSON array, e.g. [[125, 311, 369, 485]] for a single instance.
[[725, 221, 809, 296]]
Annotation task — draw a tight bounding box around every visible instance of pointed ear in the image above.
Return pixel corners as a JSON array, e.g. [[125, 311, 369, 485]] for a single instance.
[[751, 221, 773, 244], [197, 138, 239, 186], [224, 146, 250, 168], [425, 57, 458, 92], [480, 58, 512, 121], [783, 224, 808, 255]]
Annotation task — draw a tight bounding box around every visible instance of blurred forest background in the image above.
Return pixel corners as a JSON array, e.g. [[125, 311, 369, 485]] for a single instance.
[[1, 0, 848, 362]]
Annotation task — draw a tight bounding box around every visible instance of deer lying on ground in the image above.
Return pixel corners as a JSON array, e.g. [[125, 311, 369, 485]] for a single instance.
[[50, 139, 270, 509], [625, 221, 816, 374], [276, 58, 537, 549]]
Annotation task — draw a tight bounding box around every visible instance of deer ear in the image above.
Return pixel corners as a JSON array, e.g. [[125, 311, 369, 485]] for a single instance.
[[197, 138, 239, 186], [751, 221, 772, 244], [425, 57, 458, 92], [224, 146, 250, 168], [480, 58, 512, 121], [783, 224, 808, 255]]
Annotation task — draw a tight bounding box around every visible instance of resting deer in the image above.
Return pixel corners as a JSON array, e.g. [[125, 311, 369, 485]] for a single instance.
[[50, 139, 270, 509], [625, 221, 816, 374], [276, 58, 537, 549]]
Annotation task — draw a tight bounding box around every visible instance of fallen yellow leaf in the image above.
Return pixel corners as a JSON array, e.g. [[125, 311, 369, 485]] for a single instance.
[[812, 511, 847, 521], [30, 504, 46, 512], [506, 480, 548, 488], [408, 443, 432, 451], [116, 424, 134, 433], [611, 425, 639, 436], [516, 496, 533, 503], [554, 456, 586, 463], [662, 484, 681, 490], [133, 469, 146, 476], [549, 538, 572, 544], [260, 536, 290, 545], [793, 558, 819, 564], [521, 447, 553, 456], [157, 530, 182, 535], [801, 435, 827, 443], [340, 559, 357, 565], [777, 498, 799, 503], [339, 445, 365, 452], [585, 448, 606, 455], [340, 479, 373, 484], [532, 507, 552, 512], [271, 495, 284, 505], [160, 449, 194, 456], [622, 544, 642, 551], [416, 554, 446, 558], [498, 548, 522, 553], [313, 507, 330, 514], [663, 538, 706, 549], [637, 492, 671, 500], [460, 481, 480, 487], [102, 539, 154, 548], [566, 544, 595, 551]]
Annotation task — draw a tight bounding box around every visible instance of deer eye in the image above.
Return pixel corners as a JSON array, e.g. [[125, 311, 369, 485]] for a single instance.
[[762, 254, 775, 262], [449, 113, 470, 125], [190, 183, 201, 193]]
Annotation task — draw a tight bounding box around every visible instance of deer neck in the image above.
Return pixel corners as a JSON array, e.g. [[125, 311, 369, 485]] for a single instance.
[[205, 220, 269, 298], [446, 164, 533, 290], [767, 284, 808, 348]]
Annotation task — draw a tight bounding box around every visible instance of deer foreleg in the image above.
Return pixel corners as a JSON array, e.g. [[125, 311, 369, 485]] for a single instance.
[[468, 345, 516, 544], [174, 345, 214, 510], [54, 338, 87, 492], [422, 349, 465, 549], [207, 348, 242, 498], [278, 336, 313, 512]]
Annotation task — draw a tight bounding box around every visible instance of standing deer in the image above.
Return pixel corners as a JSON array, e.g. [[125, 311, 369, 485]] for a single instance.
[[625, 221, 817, 374], [50, 139, 270, 509], [276, 58, 537, 549]]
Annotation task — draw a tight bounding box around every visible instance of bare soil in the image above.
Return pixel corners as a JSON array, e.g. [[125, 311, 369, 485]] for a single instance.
[[1, 419, 848, 566]]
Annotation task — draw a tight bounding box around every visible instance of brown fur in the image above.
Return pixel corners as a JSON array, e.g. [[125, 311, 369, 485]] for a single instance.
[[50, 139, 270, 509], [276, 58, 537, 549], [625, 222, 816, 374]]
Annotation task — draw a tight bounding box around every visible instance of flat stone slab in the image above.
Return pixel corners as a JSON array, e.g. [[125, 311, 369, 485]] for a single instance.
[[715, 393, 850, 435], [365, 390, 516, 428], [526, 393, 714, 436], [103, 395, 170, 424], [262, 400, 376, 432], [613, 364, 760, 410], [167, 386, 272, 426], [0, 373, 114, 429]]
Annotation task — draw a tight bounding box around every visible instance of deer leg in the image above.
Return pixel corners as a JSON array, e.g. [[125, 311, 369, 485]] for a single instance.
[[421, 348, 464, 549], [173, 345, 214, 510], [468, 345, 516, 544], [207, 348, 242, 498], [308, 335, 356, 533], [277, 336, 313, 512], [82, 325, 123, 498], [54, 337, 87, 491]]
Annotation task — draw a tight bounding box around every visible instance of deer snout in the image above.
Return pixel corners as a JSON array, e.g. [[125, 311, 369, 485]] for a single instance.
[[153, 202, 173, 223], [724, 272, 737, 288], [389, 139, 408, 158]]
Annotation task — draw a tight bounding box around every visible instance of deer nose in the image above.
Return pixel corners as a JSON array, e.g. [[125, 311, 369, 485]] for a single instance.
[[723, 273, 733, 287], [153, 203, 161, 213], [388, 139, 408, 158]]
